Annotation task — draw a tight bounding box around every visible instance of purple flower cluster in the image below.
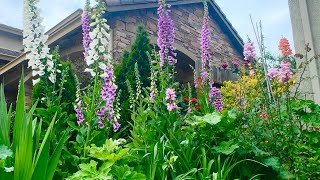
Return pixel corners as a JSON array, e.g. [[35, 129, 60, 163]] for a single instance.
[[200, 1, 210, 81], [220, 62, 228, 69], [208, 81, 223, 112], [243, 40, 256, 61], [165, 88, 178, 111], [96, 64, 120, 132], [157, 0, 177, 67], [267, 61, 293, 83], [75, 107, 85, 125], [232, 60, 240, 69], [82, 11, 91, 58]]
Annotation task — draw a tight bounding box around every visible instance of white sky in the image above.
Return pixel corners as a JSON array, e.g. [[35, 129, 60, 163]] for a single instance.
[[0, 0, 293, 55]]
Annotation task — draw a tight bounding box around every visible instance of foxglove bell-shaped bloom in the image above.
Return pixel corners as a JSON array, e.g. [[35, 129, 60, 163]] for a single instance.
[[85, 1, 111, 78], [96, 64, 119, 130], [157, 0, 177, 67], [208, 81, 223, 112], [23, 0, 57, 84], [166, 88, 178, 111], [200, 1, 211, 82], [82, 10, 91, 58]]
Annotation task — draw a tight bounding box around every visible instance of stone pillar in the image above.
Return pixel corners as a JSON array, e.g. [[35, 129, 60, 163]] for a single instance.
[[288, 0, 320, 104]]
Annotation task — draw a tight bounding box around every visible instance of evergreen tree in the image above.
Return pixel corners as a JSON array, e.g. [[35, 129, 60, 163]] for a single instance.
[[115, 25, 152, 128]]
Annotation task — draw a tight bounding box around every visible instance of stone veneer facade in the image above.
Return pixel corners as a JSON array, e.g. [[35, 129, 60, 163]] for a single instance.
[[108, 3, 242, 67], [56, 3, 242, 87]]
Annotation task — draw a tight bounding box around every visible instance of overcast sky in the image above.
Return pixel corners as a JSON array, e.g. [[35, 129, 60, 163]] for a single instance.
[[0, 0, 293, 55]]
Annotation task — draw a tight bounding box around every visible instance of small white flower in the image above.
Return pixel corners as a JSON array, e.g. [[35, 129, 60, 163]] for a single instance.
[[47, 60, 54, 68], [33, 78, 40, 85], [101, 38, 108, 45], [93, 54, 99, 61], [98, 46, 105, 52], [99, 62, 107, 70], [39, 70, 45, 76], [100, 72, 107, 78], [49, 74, 56, 83], [84, 68, 96, 77], [86, 58, 95, 66], [97, 32, 103, 39], [57, 69, 61, 73]]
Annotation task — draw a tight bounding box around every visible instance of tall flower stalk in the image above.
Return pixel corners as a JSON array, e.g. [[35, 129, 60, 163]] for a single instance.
[[75, 0, 119, 157], [200, 0, 210, 82], [157, 0, 177, 69], [82, 0, 91, 58], [23, 0, 57, 85]]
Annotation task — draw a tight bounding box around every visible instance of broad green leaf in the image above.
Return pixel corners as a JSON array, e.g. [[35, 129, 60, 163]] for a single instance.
[[213, 141, 239, 155], [263, 157, 281, 170], [193, 112, 221, 125]]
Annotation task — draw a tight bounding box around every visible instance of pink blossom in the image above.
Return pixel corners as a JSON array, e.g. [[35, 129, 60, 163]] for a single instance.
[[165, 87, 178, 111], [167, 102, 178, 111], [243, 40, 256, 61], [165, 88, 177, 101], [249, 70, 255, 75], [267, 68, 279, 79], [232, 60, 240, 69], [278, 61, 293, 83]]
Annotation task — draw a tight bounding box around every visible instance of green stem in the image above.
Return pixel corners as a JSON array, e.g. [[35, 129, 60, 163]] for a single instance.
[[84, 62, 99, 157]]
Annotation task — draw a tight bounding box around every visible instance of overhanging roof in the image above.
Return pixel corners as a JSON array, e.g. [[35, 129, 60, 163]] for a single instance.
[[0, 24, 23, 36], [0, 0, 244, 76]]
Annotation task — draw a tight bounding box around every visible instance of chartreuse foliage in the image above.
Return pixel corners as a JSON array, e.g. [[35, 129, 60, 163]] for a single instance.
[[67, 139, 145, 180], [0, 74, 70, 180]]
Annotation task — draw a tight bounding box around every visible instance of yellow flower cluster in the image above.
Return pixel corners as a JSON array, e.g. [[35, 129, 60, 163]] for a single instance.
[[221, 70, 261, 110]]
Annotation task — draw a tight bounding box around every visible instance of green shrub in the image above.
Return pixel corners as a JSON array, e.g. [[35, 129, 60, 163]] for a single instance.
[[31, 50, 77, 114], [115, 25, 152, 129]]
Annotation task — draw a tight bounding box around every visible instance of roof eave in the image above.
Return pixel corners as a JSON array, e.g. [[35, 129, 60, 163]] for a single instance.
[[45, 9, 83, 45], [0, 24, 23, 36]]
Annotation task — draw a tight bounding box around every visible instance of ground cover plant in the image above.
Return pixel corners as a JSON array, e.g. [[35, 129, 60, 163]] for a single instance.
[[0, 0, 319, 179]]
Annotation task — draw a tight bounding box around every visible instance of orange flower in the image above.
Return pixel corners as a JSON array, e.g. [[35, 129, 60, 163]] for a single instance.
[[278, 37, 292, 57]]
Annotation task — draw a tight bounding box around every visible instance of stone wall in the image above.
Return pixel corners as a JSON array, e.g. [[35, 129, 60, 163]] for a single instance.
[[108, 3, 243, 67], [57, 3, 243, 86]]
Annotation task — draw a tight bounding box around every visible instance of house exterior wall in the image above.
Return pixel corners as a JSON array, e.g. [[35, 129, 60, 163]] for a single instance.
[[108, 3, 243, 66], [288, 0, 320, 104], [58, 3, 242, 86], [0, 31, 23, 52]]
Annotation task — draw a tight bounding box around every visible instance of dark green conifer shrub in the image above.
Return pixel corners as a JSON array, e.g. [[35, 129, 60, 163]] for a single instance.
[[115, 25, 152, 129]]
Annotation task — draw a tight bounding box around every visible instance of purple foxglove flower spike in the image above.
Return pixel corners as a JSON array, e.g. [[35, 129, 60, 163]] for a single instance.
[[157, 0, 177, 67], [208, 80, 223, 112], [200, 1, 211, 82]]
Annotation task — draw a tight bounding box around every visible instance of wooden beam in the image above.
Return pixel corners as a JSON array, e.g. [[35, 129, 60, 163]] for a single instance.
[[0, 53, 26, 76]]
